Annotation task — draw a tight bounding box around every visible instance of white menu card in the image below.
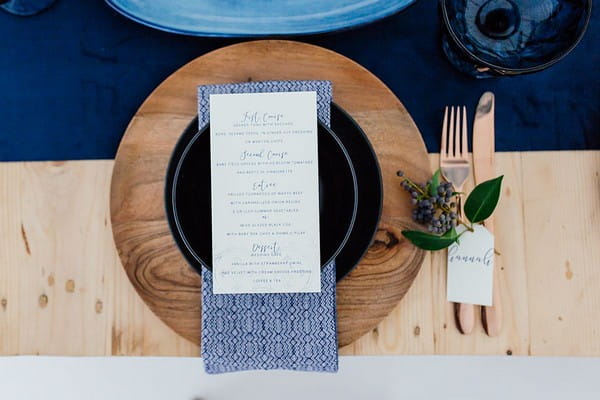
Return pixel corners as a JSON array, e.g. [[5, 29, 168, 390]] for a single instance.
[[209, 92, 321, 294]]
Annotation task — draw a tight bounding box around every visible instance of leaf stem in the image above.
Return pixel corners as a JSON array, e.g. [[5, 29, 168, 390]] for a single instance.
[[404, 178, 427, 196], [453, 218, 474, 233]]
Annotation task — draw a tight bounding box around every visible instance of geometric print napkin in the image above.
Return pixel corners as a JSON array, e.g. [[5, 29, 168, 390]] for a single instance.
[[198, 80, 338, 373]]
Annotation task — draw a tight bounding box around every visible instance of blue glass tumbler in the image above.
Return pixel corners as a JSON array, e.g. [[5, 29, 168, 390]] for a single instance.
[[1, 0, 57, 16], [440, 0, 592, 78]]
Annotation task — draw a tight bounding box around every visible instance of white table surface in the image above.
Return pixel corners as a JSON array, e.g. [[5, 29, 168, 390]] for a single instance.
[[1, 356, 599, 399]]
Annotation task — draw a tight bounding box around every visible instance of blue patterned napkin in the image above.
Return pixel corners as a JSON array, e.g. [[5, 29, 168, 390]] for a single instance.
[[198, 80, 338, 374]]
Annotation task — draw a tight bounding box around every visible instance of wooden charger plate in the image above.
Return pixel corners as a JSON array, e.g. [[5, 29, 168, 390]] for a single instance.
[[110, 40, 430, 348]]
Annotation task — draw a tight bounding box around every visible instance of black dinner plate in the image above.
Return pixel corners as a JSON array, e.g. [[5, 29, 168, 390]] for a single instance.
[[328, 103, 382, 280], [165, 102, 382, 282], [166, 116, 358, 277]]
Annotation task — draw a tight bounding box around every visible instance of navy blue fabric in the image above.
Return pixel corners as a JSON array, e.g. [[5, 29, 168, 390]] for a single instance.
[[0, 0, 598, 161]]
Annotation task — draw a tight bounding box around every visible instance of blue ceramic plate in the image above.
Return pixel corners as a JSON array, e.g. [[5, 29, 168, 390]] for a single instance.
[[105, 0, 416, 37]]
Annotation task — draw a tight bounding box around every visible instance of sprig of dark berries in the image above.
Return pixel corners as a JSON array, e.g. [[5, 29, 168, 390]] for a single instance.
[[397, 169, 460, 235], [398, 170, 504, 251]]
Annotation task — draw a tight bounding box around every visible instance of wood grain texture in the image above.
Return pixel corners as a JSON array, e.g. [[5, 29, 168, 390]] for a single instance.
[[0, 151, 598, 356], [109, 41, 430, 348], [0, 161, 196, 356]]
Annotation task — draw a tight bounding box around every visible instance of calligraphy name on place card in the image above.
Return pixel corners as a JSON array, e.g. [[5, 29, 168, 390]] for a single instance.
[[446, 224, 494, 306]]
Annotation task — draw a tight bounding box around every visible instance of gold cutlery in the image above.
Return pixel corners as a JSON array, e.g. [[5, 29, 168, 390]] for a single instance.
[[440, 105, 475, 335], [473, 91, 502, 337]]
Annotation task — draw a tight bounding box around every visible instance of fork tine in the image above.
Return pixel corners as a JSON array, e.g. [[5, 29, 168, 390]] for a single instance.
[[448, 106, 455, 158], [441, 106, 448, 157], [454, 106, 461, 159], [461, 106, 468, 158]]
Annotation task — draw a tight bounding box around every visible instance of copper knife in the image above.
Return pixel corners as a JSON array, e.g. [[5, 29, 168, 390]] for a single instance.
[[473, 91, 502, 336]]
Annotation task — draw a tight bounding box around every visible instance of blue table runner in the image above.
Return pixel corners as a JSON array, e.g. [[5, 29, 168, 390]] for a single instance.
[[0, 0, 598, 161]]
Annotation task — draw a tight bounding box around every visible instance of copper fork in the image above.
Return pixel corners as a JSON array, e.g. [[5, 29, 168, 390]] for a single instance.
[[440, 105, 475, 335]]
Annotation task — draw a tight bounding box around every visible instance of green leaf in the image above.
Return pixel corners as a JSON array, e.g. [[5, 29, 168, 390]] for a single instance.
[[464, 176, 504, 223], [429, 169, 441, 197], [441, 227, 457, 238], [402, 229, 459, 251]]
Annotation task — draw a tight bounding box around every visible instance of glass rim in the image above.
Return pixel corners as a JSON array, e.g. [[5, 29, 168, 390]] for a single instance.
[[440, 0, 593, 74]]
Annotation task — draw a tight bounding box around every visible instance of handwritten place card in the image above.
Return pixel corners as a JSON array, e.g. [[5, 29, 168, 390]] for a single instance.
[[447, 224, 494, 306], [209, 91, 321, 294]]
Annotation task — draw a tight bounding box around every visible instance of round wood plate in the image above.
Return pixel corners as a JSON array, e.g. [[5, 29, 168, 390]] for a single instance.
[[110, 40, 430, 348]]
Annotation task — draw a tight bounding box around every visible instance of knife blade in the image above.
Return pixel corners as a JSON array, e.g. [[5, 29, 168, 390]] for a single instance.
[[473, 91, 502, 337]]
